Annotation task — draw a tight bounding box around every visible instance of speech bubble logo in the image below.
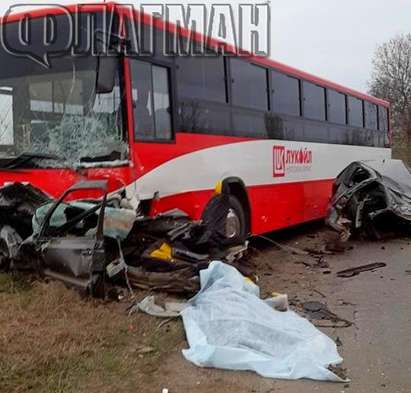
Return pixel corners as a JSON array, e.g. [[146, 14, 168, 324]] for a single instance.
[[0, 4, 74, 68]]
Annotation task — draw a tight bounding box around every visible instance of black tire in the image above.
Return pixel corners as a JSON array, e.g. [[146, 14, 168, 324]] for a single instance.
[[225, 195, 248, 245], [0, 238, 9, 271]]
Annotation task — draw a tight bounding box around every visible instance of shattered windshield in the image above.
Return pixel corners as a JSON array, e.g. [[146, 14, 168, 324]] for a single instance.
[[0, 56, 127, 168]]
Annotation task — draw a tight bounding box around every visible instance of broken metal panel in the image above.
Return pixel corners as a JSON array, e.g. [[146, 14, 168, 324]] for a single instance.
[[126, 266, 200, 295], [41, 237, 106, 294]]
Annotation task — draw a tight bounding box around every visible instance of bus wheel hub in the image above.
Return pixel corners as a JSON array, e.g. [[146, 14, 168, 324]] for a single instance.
[[226, 208, 241, 239]]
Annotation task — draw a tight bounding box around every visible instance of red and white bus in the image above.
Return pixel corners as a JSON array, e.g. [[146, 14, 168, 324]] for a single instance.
[[0, 3, 391, 241]]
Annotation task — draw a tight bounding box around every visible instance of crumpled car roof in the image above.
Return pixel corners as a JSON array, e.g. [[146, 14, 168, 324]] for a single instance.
[[327, 159, 411, 240]]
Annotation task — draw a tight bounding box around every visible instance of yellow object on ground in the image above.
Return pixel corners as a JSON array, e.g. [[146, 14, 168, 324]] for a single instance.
[[150, 243, 173, 262]]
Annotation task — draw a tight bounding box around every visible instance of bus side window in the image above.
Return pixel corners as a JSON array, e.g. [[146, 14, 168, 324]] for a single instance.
[[348, 96, 364, 128], [230, 58, 269, 110], [327, 89, 346, 125], [302, 81, 326, 121], [271, 71, 301, 117], [364, 101, 378, 130], [378, 106, 388, 132], [130, 59, 173, 141]]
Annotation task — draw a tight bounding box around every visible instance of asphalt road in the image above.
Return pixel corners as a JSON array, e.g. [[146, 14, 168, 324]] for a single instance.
[[269, 236, 411, 393]]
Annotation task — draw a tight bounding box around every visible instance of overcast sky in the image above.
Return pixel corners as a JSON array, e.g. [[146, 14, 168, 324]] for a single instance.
[[0, 0, 410, 93]]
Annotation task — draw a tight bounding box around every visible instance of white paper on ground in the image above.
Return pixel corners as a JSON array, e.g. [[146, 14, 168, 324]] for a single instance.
[[135, 296, 187, 318], [181, 261, 347, 382]]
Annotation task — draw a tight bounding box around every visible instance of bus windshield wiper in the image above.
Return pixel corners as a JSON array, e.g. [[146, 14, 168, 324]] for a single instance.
[[2, 152, 61, 169]]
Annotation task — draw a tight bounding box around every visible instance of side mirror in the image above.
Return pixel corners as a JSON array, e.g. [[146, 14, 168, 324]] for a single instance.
[[96, 57, 117, 94]]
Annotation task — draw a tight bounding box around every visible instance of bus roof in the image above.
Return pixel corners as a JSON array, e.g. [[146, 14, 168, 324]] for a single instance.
[[0, 2, 389, 108]]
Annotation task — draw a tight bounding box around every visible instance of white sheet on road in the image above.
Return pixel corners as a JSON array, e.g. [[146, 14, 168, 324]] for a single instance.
[[181, 261, 346, 382]]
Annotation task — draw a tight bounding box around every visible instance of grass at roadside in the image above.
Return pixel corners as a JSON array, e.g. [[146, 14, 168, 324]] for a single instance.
[[0, 273, 185, 393]]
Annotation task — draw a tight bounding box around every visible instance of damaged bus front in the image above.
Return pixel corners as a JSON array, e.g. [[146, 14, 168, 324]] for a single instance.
[[0, 6, 130, 196]]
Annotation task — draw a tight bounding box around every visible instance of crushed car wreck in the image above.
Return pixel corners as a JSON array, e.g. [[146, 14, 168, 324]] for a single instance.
[[327, 159, 411, 241], [0, 180, 248, 297]]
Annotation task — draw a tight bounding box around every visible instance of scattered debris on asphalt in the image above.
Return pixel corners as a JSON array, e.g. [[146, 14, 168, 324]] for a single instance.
[[301, 301, 353, 328], [181, 261, 347, 382], [336, 263, 387, 278], [328, 365, 349, 381], [303, 246, 334, 256], [297, 258, 330, 273], [257, 235, 310, 256], [322, 230, 351, 253], [266, 292, 289, 312], [327, 159, 411, 241], [0, 180, 248, 297]]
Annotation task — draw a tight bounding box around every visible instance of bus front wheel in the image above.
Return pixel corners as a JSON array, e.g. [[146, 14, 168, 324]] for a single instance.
[[224, 195, 248, 245]]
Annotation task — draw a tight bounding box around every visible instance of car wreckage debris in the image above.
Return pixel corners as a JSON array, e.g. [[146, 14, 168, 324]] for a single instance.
[[0, 180, 249, 297], [336, 263, 387, 278], [0, 183, 51, 268], [327, 159, 411, 241]]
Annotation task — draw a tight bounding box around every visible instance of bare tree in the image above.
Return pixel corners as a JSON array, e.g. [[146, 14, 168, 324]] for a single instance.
[[369, 34, 411, 162], [369, 33, 411, 127]]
